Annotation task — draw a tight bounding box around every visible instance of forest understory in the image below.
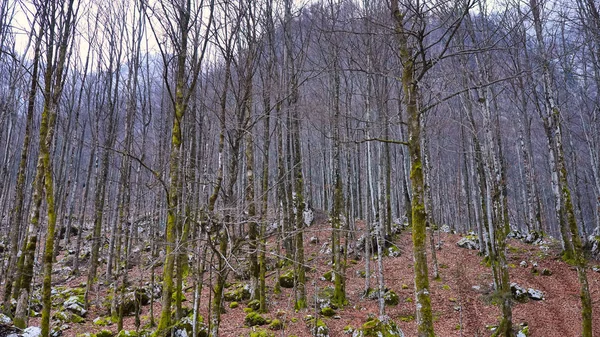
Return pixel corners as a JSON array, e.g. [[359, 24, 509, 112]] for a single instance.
[[3, 0, 600, 336], [2, 216, 600, 337]]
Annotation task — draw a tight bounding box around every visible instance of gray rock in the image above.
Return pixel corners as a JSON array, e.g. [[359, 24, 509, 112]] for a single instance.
[[510, 283, 528, 302], [303, 206, 314, 227], [527, 288, 544, 300], [0, 313, 12, 325], [310, 236, 319, 244], [266, 222, 279, 234], [440, 224, 451, 233], [524, 231, 541, 244], [23, 327, 42, 337], [174, 329, 188, 337], [63, 296, 87, 317], [520, 261, 528, 268], [456, 237, 479, 250]]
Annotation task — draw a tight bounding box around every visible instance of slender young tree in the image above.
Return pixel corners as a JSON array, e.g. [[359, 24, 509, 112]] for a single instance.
[[529, 0, 593, 334]]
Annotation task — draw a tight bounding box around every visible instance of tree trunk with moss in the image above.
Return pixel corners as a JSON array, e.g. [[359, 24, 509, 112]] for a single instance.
[[39, 1, 77, 334], [283, 0, 306, 311], [154, 5, 191, 335], [3, 24, 42, 311], [331, 44, 346, 307], [392, 3, 435, 335], [259, 0, 276, 308], [529, 0, 593, 333]]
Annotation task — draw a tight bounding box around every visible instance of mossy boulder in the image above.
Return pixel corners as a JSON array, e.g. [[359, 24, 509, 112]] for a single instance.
[[364, 287, 399, 306], [95, 330, 114, 337], [245, 312, 267, 326], [0, 313, 12, 325], [358, 317, 404, 337], [172, 315, 208, 337], [320, 306, 336, 317], [384, 290, 400, 306], [305, 316, 329, 337], [279, 270, 295, 288], [116, 331, 138, 337], [315, 286, 338, 310], [53, 310, 85, 324], [93, 317, 111, 326], [249, 329, 274, 337], [268, 318, 283, 330], [224, 283, 251, 302], [63, 295, 87, 317], [229, 302, 239, 309], [247, 299, 260, 311], [387, 245, 401, 257], [322, 270, 333, 282]]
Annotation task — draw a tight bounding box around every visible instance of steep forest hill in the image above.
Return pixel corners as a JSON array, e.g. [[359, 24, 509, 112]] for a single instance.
[[1, 217, 599, 337], [2, 0, 600, 336]]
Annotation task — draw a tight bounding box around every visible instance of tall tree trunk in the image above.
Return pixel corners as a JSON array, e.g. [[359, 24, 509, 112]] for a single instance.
[[392, 3, 435, 335]]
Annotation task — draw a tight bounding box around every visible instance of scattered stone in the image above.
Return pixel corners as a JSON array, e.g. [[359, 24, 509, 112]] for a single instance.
[[320, 307, 336, 317], [223, 283, 251, 301], [510, 283, 528, 302], [23, 327, 42, 337], [355, 316, 404, 337], [93, 317, 110, 326], [511, 282, 544, 301], [305, 316, 329, 337], [384, 290, 400, 306], [303, 205, 314, 227], [541, 268, 552, 276], [517, 322, 529, 336], [527, 288, 544, 300], [520, 261, 528, 268], [310, 236, 319, 244], [174, 329, 188, 337], [524, 231, 541, 244], [247, 299, 260, 311], [387, 245, 401, 257], [63, 296, 87, 317], [391, 218, 409, 234], [319, 242, 332, 255], [268, 319, 283, 331], [364, 288, 400, 306], [279, 270, 295, 289], [0, 313, 12, 325], [440, 224, 451, 233], [53, 311, 84, 324], [173, 315, 207, 337], [315, 286, 336, 310], [321, 270, 334, 282], [95, 330, 114, 337], [245, 312, 267, 326], [52, 266, 73, 276], [456, 236, 479, 250]]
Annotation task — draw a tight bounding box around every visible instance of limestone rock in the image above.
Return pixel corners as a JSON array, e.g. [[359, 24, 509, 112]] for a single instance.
[[456, 237, 479, 250], [527, 288, 544, 300], [278, 271, 295, 289], [22, 327, 42, 337], [63, 296, 87, 317], [353, 317, 404, 337]]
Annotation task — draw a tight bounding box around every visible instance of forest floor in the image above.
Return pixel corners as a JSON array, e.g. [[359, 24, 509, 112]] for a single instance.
[[15, 215, 600, 337]]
